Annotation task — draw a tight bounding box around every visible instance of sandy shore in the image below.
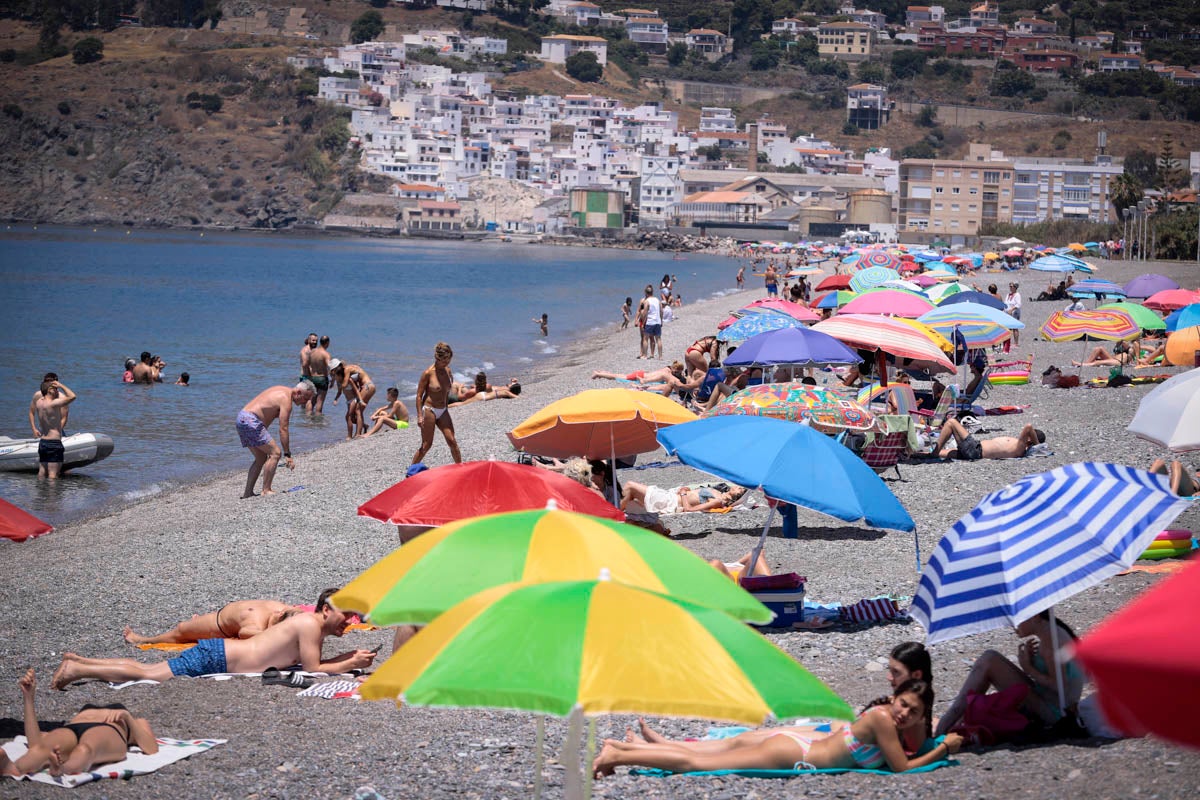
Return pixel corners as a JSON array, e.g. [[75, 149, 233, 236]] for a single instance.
[[2, 258, 1199, 799]]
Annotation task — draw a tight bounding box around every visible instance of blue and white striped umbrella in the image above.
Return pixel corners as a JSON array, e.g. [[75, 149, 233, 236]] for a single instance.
[[1068, 279, 1126, 299], [911, 463, 1191, 644]]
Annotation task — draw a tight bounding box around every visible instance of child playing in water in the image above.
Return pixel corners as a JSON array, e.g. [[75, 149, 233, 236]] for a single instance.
[[621, 297, 632, 329]]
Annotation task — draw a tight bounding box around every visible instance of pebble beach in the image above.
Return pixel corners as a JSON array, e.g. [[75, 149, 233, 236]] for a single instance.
[[2, 256, 1199, 799]]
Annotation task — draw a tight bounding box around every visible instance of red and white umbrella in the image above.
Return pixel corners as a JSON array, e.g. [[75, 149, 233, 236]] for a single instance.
[[812, 314, 956, 371]]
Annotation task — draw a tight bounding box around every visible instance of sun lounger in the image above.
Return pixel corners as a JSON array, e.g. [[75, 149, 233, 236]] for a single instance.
[[1, 736, 225, 788]]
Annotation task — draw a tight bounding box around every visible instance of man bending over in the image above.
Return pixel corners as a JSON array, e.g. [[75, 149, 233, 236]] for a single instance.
[[123, 600, 301, 645], [934, 419, 1045, 461], [53, 590, 375, 689]]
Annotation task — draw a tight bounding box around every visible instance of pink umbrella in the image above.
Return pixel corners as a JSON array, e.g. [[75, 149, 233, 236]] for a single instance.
[[737, 299, 821, 323], [839, 289, 935, 318], [1144, 289, 1200, 312]]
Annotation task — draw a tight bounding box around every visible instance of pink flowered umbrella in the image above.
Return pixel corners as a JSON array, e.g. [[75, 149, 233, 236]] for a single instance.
[[705, 384, 876, 435]]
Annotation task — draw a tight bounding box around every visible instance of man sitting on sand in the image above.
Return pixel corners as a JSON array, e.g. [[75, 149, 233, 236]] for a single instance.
[[122, 600, 302, 645], [1150, 458, 1198, 497], [237, 380, 315, 498], [933, 419, 1045, 461], [52, 590, 376, 689]]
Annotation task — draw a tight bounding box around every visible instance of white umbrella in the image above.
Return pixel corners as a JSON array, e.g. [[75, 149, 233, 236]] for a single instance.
[[998, 236, 1025, 247], [1127, 367, 1200, 452]]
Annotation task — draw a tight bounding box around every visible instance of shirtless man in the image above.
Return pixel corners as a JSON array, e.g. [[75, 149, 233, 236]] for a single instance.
[[122, 600, 301, 645], [363, 388, 410, 436], [331, 361, 376, 439], [934, 419, 1045, 461], [764, 263, 779, 297], [237, 380, 314, 498], [51, 590, 376, 689], [130, 352, 158, 385], [33, 380, 77, 480], [412, 341, 462, 464], [28, 372, 67, 438], [299, 333, 318, 412], [308, 335, 333, 413]]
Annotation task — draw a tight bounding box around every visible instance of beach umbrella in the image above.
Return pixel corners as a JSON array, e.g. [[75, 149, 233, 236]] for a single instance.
[[811, 290, 857, 309], [815, 274, 852, 292], [925, 282, 968, 303], [894, 318, 955, 354], [843, 251, 901, 272], [919, 304, 1022, 348], [1004, 248, 1024, 258], [938, 290, 1005, 311], [360, 577, 853, 721], [910, 463, 1190, 707], [1039, 310, 1141, 343], [507, 389, 695, 461], [1165, 325, 1200, 367], [1122, 273, 1180, 299], [848, 266, 901, 293], [813, 314, 956, 371], [840, 289, 935, 318], [1074, 558, 1200, 749], [879, 279, 926, 293], [1127, 367, 1200, 452], [1163, 303, 1200, 332], [1144, 289, 1200, 312], [721, 326, 860, 369], [1069, 279, 1126, 299], [1066, 242, 1088, 252], [998, 236, 1024, 247], [716, 310, 805, 342], [913, 250, 942, 262], [912, 274, 939, 288], [0, 497, 53, 542], [333, 508, 773, 625], [735, 298, 821, 323], [356, 461, 623, 528], [983, 251, 1001, 261], [658, 416, 914, 533], [1096, 302, 1166, 332], [705, 383, 876, 435], [1029, 254, 1094, 273]]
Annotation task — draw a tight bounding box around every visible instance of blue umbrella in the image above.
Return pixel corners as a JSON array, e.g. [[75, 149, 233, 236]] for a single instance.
[[938, 291, 1005, 311], [723, 327, 860, 368], [658, 416, 914, 532], [1030, 254, 1094, 273], [910, 462, 1190, 708], [1069, 279, 1126, 299], [1164, 303, 1200, 332], [716, 311, 803, 342], [913, 251, 942, 262]]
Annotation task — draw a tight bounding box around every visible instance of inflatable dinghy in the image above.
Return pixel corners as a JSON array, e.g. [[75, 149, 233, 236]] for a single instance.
[[0, 433, 114, 473]]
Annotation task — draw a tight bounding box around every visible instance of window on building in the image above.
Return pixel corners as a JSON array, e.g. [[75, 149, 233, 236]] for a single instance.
[[952, 187, 960, 194], [983, 171, 1001, 183], [969, 187, 979, 195]]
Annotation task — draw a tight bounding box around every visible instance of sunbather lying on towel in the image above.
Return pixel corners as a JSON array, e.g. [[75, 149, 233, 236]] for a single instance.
[[621, 482, 747, 515], [1150, 458, 1198, 497], [1, 669, 158, 777], [592, 679, 962, 777], [123, 600, 302, 645], [933, 420, 1044, 461], [53, 590, 375, 689]]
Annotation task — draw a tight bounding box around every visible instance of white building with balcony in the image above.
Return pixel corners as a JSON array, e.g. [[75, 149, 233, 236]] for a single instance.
[[540, 34, 608, 66]]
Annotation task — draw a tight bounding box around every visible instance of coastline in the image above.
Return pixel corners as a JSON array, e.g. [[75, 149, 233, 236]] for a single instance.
[[2, 258, 1198, 799]]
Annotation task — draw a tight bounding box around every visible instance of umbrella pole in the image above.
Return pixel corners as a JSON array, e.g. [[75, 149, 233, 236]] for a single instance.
[[534, 716, 545, 800], [1048, 607, 1067, 713], [610, 429, 619, 507], [584, 717, 596, 800], [912, 529, 921, 575], [745, 504, 777, 587], [876, 351, 889, 387], [563, 705, 584, 800]]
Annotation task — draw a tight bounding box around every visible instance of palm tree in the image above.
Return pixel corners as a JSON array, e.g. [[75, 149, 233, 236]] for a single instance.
[[1109, 173, 1143, 215]]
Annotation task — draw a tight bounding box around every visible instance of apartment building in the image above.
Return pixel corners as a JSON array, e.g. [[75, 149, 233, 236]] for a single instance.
[[905, 6, 944, 27], [817, 22, 874, 61], [540, 34, 609, 65], [898, 143, 1014, 234], [685, 29, 730, 60], [846, 83, 892, 130], [623, 13, 669, 53], [1010, 157, 1123, 224]]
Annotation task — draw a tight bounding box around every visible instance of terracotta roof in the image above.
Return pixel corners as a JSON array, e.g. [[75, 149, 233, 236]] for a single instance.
[[396, 183, 443, 191], [683, 191, 756, 203], [418, 200, 461, 211], [688, 29, 725, 36], [699, 131, 748, 140]]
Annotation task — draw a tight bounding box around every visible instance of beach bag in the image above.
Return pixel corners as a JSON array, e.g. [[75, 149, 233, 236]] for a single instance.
[[1041, 366, 1061, 387], [1055, 374, 1080, 389], [952, 684, 1031, 746]]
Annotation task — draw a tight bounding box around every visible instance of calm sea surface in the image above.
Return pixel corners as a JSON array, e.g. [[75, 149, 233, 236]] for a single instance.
[[0, 226, 737, 525]]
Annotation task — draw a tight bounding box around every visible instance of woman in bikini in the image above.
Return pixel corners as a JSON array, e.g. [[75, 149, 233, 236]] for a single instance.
[[1071, 339, 1140, 368], [331, 361, 376, 438], [0, 669, 158, 778], [685, 336, 720, 375], [411, 342, 462, 465], [593, 679, 960, 777]]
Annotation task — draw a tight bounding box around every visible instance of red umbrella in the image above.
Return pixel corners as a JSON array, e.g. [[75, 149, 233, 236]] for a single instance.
[[815, 274, 852, 292], [357, 460, 624, 528], [0, 497, 54, 542], [1144, 289, 1200, 312], [1074, 556, 1200, 749]]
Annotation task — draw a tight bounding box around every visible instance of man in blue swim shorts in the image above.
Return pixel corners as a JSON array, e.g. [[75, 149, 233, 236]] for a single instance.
[[236, 381, 315, 499], [51, 589, 378, 689]]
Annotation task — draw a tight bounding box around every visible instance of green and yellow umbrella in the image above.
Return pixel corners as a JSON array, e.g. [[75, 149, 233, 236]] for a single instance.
[[1097, 301, 1167, 332], [360, 579, 853, 725], [333, 509, 773, 625]]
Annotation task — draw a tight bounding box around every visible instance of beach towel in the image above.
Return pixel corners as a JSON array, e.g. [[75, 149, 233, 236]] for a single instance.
[[297, 679, 361, 699], [629, 731, 955, 778], [101, 668, 358, 690], [840, 597, 905, 624], [1118, 561, 1190, 576], [1, 736, 224, 787], [984, 405, 1028, 416]]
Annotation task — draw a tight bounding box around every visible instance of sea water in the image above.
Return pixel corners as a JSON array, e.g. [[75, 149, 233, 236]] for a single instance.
[[0, 226, 738, 523]]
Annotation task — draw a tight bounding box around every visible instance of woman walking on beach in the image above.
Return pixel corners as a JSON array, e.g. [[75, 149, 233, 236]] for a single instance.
[[411, 342, 462, 465]]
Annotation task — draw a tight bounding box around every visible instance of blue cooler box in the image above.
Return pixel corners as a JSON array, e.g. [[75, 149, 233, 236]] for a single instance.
[[741, 574, 806, 628]]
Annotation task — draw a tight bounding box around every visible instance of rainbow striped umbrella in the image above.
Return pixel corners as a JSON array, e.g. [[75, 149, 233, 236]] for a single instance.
[[705, 383, 876, 434], [849, 266, 901, 293], [842, 251, 901, 272], [919, 304, 1021, 348], [1039, 310, 1141, 342], [813, 314, 956, 370]]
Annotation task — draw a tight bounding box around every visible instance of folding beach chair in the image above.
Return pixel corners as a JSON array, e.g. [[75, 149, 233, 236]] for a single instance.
[[859, 414, 918, 481]]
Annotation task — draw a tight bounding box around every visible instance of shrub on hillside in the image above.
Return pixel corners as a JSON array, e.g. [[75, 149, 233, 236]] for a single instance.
[[565, 51, 602, 83], [350, 11, 384, 45], [72, 37, 103, 65]]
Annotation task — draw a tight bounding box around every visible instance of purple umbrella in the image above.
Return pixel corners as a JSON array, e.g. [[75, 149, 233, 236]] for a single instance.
[[723, 326, 861, 368], [1123, 273, 1181, 300]]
